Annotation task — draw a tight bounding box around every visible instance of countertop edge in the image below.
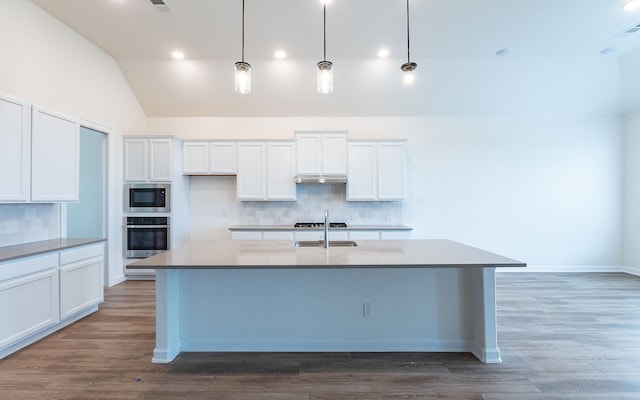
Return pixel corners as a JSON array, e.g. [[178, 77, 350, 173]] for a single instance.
[[0, 238, 107, 263]]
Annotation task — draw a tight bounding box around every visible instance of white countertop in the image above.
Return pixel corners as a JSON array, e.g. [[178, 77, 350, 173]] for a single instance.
[[129, 239, 525, 269]]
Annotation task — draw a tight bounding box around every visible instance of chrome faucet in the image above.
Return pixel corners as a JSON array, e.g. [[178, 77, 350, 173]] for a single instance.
[[324, 209, 329, 248]]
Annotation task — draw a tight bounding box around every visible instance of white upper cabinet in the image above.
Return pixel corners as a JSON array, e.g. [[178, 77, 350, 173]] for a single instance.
[[237, 142, 266, 200], [237, 141, 296, 201], [347, 140, 406, 201], [0, 94, 31, 202], [266, 141, 296, 201], [124, 137, 173, 182], [182, 141, 236, 175], [31, 107, 80, 202], [346, 142, 377, 201], [295, 131, 347, 175], [376, 141, 405, 200]]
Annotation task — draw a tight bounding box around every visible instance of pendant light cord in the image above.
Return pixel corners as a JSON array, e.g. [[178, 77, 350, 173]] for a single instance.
[[406, 0, 410, 64], [241, 0, 245, 62], [323, 3, 327, 62]]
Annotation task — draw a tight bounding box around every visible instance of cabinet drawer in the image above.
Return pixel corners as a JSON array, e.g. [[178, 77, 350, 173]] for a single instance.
[[59, 243, 103, 265], [0, 253, 58, 282]]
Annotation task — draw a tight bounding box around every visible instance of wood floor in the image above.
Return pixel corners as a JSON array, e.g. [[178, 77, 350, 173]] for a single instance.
[[1, 272, 640, 399]]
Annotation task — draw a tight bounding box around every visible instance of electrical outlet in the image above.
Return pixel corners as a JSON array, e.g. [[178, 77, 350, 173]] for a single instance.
[[363, 303, 373, 318]]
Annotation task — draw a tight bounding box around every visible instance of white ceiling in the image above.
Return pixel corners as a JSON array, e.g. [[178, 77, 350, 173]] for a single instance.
[[30, 0, 640, 117]]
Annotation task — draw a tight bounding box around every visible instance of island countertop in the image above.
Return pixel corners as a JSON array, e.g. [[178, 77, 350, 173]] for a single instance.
[[129, 239, 525, 269]]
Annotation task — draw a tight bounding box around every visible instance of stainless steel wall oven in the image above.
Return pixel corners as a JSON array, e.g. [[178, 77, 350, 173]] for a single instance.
[[124, 216, 170, 258]]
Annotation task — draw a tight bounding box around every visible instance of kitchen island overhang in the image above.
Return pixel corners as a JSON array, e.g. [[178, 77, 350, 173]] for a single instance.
[[130, 239, 526, 364]]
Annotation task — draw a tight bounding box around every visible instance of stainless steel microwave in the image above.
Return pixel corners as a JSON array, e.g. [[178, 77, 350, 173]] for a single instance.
[[124, 183, 171, 213]]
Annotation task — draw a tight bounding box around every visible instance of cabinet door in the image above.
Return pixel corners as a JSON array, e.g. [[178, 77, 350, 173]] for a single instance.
[[231, 231, 263, 240], [322, 134, 347, 174], [31, 107, 80, 202], [59, 257, 103, 320], [237, 142, 266, 200], [295, 134, 321, 174], [182, 142, 209, 174], [148, 139, 172, 181], [377, 142, 405, 200], [124, 139, 148, 181], [263, 231, 294, 240], [210, 142, 237, 174], [0, 269, 59, 349], [347, 142, 377, 201], [267, 142, 296, 201], [0, 95, 30, 202]]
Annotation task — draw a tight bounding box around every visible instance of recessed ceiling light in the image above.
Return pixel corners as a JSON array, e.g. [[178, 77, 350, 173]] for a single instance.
[[599, 47, 617, 55], [171, 50, 185, 60], [495, 48, 511, 56], [320, 0, 332, 4], [624, 0, 640, 11], [274, 50, 286, 59], [377, 49, 390, 58]]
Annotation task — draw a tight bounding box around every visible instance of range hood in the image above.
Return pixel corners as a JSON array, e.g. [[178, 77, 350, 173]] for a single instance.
[[294, 174, 348, 184]]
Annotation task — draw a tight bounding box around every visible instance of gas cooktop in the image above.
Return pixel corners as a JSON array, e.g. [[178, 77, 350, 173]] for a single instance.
[[294, 222, 348, 228]]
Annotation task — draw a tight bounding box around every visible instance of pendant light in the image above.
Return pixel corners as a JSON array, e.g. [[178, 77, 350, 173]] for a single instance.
[[234, 0, 251, 94], [317, 1, 333, 94], [400, 0, 417, 84]]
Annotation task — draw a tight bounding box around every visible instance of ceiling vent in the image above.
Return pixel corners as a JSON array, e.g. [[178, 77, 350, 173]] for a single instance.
[[149, 0, 172, 13], [613, 22, 640, 39]]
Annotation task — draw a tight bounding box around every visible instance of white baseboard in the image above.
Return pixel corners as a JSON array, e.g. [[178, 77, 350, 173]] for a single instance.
[[623, 266, 640, 276], [498, 265, 624, 273]]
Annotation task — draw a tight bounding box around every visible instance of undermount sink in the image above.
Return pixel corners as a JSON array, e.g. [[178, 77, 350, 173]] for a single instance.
[[294, 240, 358, 248]]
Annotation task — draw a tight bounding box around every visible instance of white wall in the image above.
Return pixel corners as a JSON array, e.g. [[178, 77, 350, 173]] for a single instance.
[[624, 112, 640, 273], [149, 116, 624, 268], [0, 0, 147, 286]]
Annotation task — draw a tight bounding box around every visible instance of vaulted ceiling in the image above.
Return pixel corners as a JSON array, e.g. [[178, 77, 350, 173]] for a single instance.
[[31, 0, 640, 117]]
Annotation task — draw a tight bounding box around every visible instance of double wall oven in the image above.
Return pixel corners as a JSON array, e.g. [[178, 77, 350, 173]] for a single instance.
[[124, 183, 172, 276]]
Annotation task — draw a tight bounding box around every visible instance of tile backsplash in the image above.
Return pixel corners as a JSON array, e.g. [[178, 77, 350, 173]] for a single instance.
[[0, 204, 60, 247], [239, 184, 403, 225]]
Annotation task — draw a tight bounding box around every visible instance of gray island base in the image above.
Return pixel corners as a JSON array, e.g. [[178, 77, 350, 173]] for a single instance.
[[130, 239, 526, 364]]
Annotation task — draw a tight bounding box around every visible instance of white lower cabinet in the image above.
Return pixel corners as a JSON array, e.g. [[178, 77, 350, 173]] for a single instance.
[[59, 244, 104, 320], [231, 231, 263, 240], [0, 254, 59, 351], [294, 231, 349, 241], [231, 230, 409, 241], [263, 231, 295, 240], [0, 243, 104, 359]]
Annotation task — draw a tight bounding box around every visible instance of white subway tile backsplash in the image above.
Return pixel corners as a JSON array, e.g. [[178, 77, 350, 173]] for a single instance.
[[191, 177, 403, 238], [0, 204, 60, 247]]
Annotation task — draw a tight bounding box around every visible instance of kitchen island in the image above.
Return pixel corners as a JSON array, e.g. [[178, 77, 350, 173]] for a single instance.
[[131, 239, 525, 364]]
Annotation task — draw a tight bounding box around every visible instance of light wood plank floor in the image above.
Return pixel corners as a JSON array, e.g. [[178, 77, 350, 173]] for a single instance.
[[1, 272, 640, 399]]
